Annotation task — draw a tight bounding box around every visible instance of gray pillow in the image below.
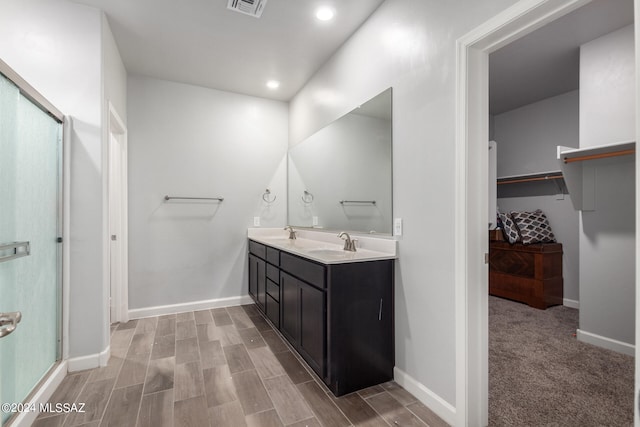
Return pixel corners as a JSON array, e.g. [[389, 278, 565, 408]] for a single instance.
[[510, 210, 557, 245], [499, 212, 521, 244]]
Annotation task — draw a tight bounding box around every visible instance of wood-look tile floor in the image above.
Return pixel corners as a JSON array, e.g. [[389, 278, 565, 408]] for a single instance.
[[33, 304, 449, 427]]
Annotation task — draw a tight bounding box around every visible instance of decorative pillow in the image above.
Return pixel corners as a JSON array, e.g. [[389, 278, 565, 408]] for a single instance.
[[498, 212, 521, 244], [510, 210, 557, 245]]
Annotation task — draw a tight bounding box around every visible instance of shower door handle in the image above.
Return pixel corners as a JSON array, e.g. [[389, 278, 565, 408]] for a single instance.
[[0, 311, 22, 338], [0, 241, 30, 263]]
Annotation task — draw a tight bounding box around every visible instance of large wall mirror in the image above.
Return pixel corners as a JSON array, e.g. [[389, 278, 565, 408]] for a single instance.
[[288, 88, 392, 234]]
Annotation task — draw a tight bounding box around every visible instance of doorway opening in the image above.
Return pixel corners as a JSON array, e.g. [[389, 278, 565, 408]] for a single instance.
[[108, 103, 129, 324], [455, 0, 638, 425]]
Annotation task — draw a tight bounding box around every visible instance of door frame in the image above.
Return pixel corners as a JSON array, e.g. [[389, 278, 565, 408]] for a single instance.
[[108, 102, 129, 324], [453, 0, 599, 425]]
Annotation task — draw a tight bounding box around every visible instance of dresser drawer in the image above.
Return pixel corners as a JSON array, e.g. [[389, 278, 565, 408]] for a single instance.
[[267, 263, 279, 283], [267, 278, 280, 302], [280, 252, 325, 289], [266, 247, 280, 266], [249, 240, 266, 259]]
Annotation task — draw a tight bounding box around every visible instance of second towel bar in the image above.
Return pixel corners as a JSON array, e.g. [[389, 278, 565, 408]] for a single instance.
[[339, 200, 376, 205], [164, 195, 224, 202]]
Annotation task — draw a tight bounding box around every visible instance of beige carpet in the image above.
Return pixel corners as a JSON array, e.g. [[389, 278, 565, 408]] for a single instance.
[[489, 296, 634, 427]]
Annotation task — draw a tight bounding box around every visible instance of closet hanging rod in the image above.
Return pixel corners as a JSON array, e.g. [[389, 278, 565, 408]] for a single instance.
[[339, 200, 377, 205], [497, 175, 563, 185], [164, 195, 224, 202], [563, 149, 635, 164]]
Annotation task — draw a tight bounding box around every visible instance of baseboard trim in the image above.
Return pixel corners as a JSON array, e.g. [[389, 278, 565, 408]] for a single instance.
[[563, 298, 579, 309], [100, 346, 110, 367], [393, 367, 456, 426], [12, 361, 67, 427], [68, 346, 110, 372], [577, 329, 635, 356], [128, 295, 254, 319]]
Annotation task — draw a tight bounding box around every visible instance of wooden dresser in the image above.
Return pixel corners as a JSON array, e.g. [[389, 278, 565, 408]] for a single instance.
[[489, 241, 563, 309]]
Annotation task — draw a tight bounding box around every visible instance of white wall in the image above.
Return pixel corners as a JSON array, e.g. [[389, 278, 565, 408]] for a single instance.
[[493, 91, 580, 303], [127, 75, 287, 310], [580, 25, 635, 148], [495, 91, 579, 177], [103, 15, 127, 125], [0, 0, 107, 359], [289, 0, 518, 411], [578, 25, 636, 351], [288, 113, 392, 233]]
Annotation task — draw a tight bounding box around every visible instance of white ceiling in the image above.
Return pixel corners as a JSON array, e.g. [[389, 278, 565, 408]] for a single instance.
[[72, 0, 385, 101], [489, 0, 634, 115], [71, 0, 634, 109]]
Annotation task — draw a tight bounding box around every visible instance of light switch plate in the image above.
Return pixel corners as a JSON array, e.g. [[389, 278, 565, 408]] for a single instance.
[[253, 216, 260, 227], [394, 218, 402, 236]]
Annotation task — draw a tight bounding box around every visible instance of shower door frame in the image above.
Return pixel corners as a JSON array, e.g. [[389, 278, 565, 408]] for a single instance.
[[0, 58, 68, 427]]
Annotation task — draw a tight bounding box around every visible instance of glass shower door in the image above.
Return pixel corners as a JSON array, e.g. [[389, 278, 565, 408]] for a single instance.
[[0, 73, 62, 425]]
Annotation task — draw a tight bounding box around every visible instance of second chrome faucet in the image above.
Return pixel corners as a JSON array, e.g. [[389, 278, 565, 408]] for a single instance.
[[338, 232, 357, 252], [284, 225, 297, 240]]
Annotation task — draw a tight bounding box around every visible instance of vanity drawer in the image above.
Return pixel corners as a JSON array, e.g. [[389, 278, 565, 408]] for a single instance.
[[280, 252, 325, 289], [266, 247, 280, 266], [266, 264, 279, 283], [267, 279, 279, 302], [249, 240, 266, 259], [266, 294, 280, 328]]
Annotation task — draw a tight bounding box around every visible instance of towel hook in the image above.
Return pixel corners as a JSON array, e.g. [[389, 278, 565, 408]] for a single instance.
[[262, 189, 276, 204], [301, 190, 314, 204]]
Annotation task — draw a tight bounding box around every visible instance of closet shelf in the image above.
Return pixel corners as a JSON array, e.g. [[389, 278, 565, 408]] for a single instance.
[[558, 140, 635, 164], [557, 140, 636, 211], [497, 171, 563, 185]]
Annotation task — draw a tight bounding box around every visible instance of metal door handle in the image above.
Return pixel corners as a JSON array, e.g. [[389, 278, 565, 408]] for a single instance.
[[0, 311, 22, 338], [0, 241, 30, 263]]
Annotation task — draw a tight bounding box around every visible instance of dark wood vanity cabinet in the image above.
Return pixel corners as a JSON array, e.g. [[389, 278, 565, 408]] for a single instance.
[[248, 239, 394, 396]]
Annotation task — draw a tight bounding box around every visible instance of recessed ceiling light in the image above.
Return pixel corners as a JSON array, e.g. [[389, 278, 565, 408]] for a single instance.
[[315, 6, 335, 21], [266, 80, 280, 89]]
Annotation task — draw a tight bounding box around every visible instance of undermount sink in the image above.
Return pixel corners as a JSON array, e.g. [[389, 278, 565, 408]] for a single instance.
[[305, 248, 348, 257]]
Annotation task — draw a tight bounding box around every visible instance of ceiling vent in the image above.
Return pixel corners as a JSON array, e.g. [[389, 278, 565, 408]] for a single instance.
[[227, 0, 268, 18]]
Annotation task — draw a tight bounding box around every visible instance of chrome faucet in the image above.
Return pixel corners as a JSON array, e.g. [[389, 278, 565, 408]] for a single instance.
[[338, 232, 357, 252], [284, 225, 297, 240]]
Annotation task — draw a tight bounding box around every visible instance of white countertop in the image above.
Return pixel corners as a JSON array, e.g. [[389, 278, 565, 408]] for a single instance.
[[247, 228, 397, 265]]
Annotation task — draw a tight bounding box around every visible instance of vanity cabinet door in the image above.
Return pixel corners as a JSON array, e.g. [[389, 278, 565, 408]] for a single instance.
[[249, 253, 266, 311], [256, 257, 266, 311], [280, 272, 299, 345], [280, 271, 325, 377], [299, 280, 325, 376], [248, 254, 258, 300]]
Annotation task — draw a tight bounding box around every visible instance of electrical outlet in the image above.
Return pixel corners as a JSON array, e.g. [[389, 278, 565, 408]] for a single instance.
[[394, 218, 403, 236], [253, 216, 260, 227], [312, 216, 318, 226]]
